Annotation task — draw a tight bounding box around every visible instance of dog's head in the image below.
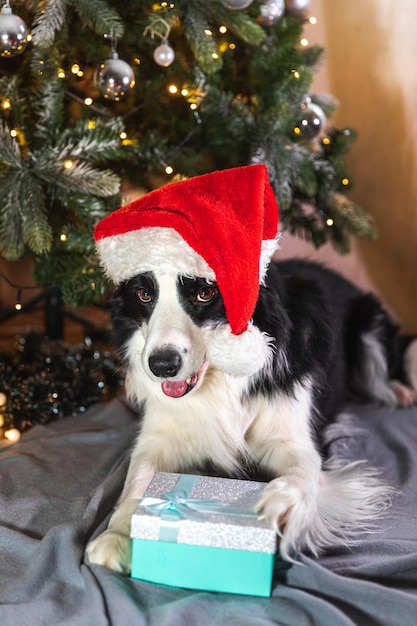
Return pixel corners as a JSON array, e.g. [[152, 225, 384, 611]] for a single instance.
[[111, 268, 272, 399], [94, 165, 279, 398]]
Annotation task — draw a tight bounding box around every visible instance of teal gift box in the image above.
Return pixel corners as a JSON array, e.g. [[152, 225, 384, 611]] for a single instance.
[[130, 472, 277, 597]]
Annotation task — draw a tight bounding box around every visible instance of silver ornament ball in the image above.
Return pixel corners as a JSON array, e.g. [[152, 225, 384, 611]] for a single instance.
[[259, 0, 285, 26], [95, 54, 135, 101], [153, 39, 175, 67], [0, 9, 29, 58], [295, 101, 326, 139], [221, 0, 254, 10], [285, 0, 311, 15]]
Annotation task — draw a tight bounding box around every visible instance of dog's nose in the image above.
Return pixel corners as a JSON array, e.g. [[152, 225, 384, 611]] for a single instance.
[[148, 347, 182, 378]]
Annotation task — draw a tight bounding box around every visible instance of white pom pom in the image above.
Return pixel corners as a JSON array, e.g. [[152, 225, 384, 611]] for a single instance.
[[207, 323, 273, 377]]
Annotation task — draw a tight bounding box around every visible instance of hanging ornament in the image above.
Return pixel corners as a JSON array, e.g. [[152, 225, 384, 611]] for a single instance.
[[221, 0, 254, 9], [144, 17, 175, 68], [94, 34, 135, 101], [153, 38, 175, 67], [259, 0, 285, 26], [285, 0, 311, 15], [0, 0, 29, 58], [293, 98, 326, 140]]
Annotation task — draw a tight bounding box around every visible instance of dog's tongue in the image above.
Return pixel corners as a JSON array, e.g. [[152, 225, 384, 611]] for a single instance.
[[161, 380, 188, 398]]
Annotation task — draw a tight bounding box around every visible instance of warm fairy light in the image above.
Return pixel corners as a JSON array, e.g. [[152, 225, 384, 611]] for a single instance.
[[71, 63, 80, 74], [293, 126, 301, 136], [168, 84, 178, 94], [89, 281, 96, 290], [77, 70, 84, 78], [2, 99, 11, 110], [64, 160, 74, 170], [212, 52, 219, 59], [60, 233, 68, 242], [219, 25, 227, 34], [205, 29, 212, 36], [27, 34, 32, 42], [57, 68, 66, 79], [4, 428, 21, 443], [326, 218, 334, 226], [341, 178, 349, 186], [291, 69, 300, 79], [88, 120, 96, 130], [164, 165, 174, 175], [0, 415, 4, 428], [309, 16, 317, 24], [181, 88, 189, 97], [120, 131, 128, 140], [229, 43, 236, 50], [84, 97, 93, 106], [133, 57, 141, 65], [189, 103, 197, 110], [0, 392, 6, 407], [322, 137, 331, 145], [15, 302, 22, 311], [10, 129, 17, 137], [300, 38, 309, 47]]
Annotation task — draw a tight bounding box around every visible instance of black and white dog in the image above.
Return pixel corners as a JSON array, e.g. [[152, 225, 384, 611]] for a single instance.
[[86, 167, 417, 574], [86, 258, 417, 573]]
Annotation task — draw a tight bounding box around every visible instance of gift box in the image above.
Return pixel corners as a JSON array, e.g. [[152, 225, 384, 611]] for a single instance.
[[130, 472, 277, 596]]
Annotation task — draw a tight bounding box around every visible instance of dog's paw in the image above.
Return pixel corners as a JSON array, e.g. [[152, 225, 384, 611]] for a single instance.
[[86, 530, 132, 574], [389, 379, 417, 407], [255, 476, 318, 558]]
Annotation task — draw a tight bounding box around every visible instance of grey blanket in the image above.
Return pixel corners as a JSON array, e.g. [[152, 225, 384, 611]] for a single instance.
[[0, 397, 416, 625]]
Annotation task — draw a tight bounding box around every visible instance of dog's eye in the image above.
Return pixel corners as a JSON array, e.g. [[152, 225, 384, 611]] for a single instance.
[[137, 288, 153, 303], [196, 287, 216, 304]]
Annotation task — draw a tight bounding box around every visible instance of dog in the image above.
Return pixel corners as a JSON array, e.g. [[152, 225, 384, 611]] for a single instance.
[[86, 165, 417, 574], [86, 256, 417, 573]]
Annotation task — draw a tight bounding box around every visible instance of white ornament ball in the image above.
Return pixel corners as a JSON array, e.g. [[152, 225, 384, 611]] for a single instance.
[[285, 0, 311, 15], [0, 9, 29, 58], [153, 40, 175, 67], [259, 0, 285, 26], [95, 54, 135, 101], [221, 0, 254, 9]]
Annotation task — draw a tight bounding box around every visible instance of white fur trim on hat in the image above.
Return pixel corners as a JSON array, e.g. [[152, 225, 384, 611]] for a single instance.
[[97, 227, 280, 287]]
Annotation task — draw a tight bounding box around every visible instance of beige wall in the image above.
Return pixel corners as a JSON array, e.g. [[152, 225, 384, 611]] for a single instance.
[[287, 0, 417, 333]]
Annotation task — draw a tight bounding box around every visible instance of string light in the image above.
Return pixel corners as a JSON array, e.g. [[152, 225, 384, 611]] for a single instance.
[[3, 428, 21, 444], [84, 97, 93, 106], [341, 177, 349, 186], [71, 63, 80, 74], [291, 69, 300, 79], [57, 68, 66, 79], [300, 38, 309, 47], [168, 84, 178, 94], [64, 160, 74, 170], [219, 25, 227, 34], [308, 16, 317, 25], [9, 128, 17, 137], [326, 218, 334, 227], [2, 99, 11, 110], [164, 165, 174, 175], [204, 29, 212, 36], [59, 233, 68, 242], [119, 131, 128, 140], [322, 137, 331, 145]]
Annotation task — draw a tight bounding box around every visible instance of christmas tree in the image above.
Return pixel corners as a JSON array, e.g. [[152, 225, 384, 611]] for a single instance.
[[0, 0, 376, 308]]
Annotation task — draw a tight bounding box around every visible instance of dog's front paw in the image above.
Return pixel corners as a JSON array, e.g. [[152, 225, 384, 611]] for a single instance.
[[255, 476, 318, 559], [86, 530, 132, 574]]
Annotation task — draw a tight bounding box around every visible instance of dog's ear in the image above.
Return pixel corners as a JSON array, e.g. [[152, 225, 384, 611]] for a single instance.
[[207, 324, 273, 377]]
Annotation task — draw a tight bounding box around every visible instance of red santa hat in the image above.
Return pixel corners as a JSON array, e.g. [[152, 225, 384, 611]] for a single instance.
[[94, 164, 279, 376]]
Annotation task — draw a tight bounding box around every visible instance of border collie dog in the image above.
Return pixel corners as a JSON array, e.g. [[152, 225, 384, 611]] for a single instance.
[[86, 166, 417, 574]]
